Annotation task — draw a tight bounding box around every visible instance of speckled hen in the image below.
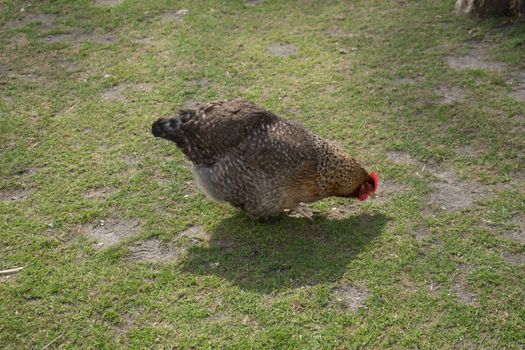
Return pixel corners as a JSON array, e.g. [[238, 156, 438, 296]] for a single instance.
[[152, 99, 378, 219]]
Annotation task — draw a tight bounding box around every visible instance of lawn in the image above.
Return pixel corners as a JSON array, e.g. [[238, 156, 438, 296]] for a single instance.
[[0, 0, 524, 348]]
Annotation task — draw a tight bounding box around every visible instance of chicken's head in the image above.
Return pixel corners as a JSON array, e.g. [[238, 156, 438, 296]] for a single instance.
[[353, 172, 378, 201]]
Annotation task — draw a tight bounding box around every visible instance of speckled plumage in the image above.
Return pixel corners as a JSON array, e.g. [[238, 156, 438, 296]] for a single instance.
[[152, 99, 374, 218]]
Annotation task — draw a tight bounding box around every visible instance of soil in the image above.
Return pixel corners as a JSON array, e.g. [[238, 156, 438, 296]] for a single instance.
[[374, 179, 408, 204], [392, 77, 417, 85], [129, 237, 176, 262], [332, 283, 369, 312], [181, 100, 202, 110], [386, 149, 488, 212], [0, 64, 9, 76], [455, 144, 485, 158], [0, 189, 31, 201], [413, 227, 431, 241], [386, 150, 418, 165], [324, 27, 351, 37], [245, 0, 263, 6], [445, 43, 505, 72], [508, 71, 525, 102], [435, 86, 465, 105], [123, 154, 141, 165], [133, 36, 152, 44], [188, 78, 210, 89], [55, 59, 79, 70], [101, 84, 127, 100], [94, 0, 123, 6], [83, 218, 140, 249], [101, 83, 153, 101], [160, 9, 189, 22], [267, 43, 298, 57], [426, 164, 485, 212], [14, 167, 38, 176], [43, 31, 118, 44], [452, 264, 477, 306], [176, 225, 210, 243], [84, 187, 114, 199], [502, 252, 525, 265], [326, 204, 359, 220], [503, 214, 524, 244], [5, 14, 55, 29]]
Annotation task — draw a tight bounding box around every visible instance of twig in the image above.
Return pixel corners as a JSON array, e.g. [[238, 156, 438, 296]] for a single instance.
[[41, 334, 63, 350], [0, 267, 24, 276], [61, 100, 80, 116]]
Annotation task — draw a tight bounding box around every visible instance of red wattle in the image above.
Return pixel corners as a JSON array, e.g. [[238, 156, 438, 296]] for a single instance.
[[358, 193, 368, 201], [370, 172, 378, 193]]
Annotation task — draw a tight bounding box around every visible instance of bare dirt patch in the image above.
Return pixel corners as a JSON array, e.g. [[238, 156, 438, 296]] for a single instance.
[[129, 237, 176, 262], [13, 167, 38, 176], [452, 264, 477, 306], [101, 84, 127, 100], [267, 43, 298, 57], [324, 27, 352, 37], [426, 164, 485, 212], [435, 86, 465, 105], [83, 218, 140, 249], [133, 35, 153, 44], [374, 179, 408, 204], [0, 189, 31, 201], [502, 252, 525, 265], [113, 308, 144, 336], [326, 204, 358, 220], [386, 150, 418, 165], [101, 83, 153, 101], [84, 187, 114, 199], [0, 64, 9, 76], [5, 14, 55, 30], [43, 33, 72, 43], [209, 236, 236, 253], [86, 32, 118, 44], [413, 227, 431, 241], [55, 59, 79, 70], [332, 283, 369, 312], [445, 43, 505, 72], [123, 154, 141, 165], [455, 144, 486, 158], [503, 215, 524, 244], [245, 0, 263, 7], [176, 225, 210, 244], [508, 71, 525, 102], [94, 0, 123, 6], [126, 225, 211, 262], [43, 31, 118, 44], [160, 9, 189, 22], [392, 77, 417, 85], [188, 78, 210, 89], [181, 100, 202, 110], [509, 89, 525, 101]]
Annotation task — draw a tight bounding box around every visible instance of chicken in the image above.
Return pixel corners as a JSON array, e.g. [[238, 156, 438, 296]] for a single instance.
[[151, 99, 378, 219]]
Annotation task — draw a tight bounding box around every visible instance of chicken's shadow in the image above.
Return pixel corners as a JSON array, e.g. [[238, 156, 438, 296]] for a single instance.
[[182, 212, 389, 293]]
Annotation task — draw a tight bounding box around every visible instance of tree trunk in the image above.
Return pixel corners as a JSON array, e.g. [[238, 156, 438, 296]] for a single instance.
[[455, 0, 525, 17]]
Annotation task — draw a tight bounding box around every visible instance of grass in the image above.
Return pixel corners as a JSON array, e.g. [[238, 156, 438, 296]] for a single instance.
[[1, 0, 524, 348]]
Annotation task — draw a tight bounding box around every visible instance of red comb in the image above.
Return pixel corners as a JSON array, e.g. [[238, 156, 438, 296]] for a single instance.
[[370, 172, 378, 193]]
